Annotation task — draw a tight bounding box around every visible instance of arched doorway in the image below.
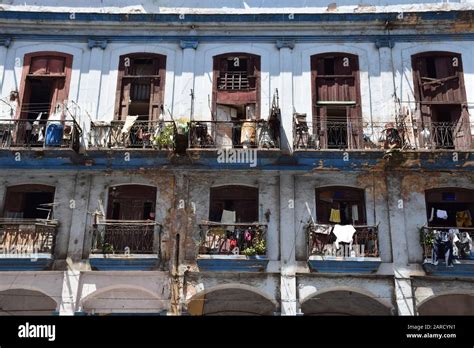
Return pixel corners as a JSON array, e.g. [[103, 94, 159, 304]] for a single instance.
[[187, 286, 275, 316], [418, 293, 474, 315], [0, 289, 57, 315], [301, 289, 393, 316]]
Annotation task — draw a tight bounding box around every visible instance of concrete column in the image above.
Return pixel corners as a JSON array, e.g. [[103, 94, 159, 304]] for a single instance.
[[59, 268, 81, 315], [78, 39, 106, 148], [386, 174, 409, 266], [175, 40, 198, 119], [66, 173, 93, 262], [375, 39, 397, 121], [85, 39, 107, 119], [0, 38, 11, 95], [394, 277, 415, 315], [277, 40, 295, 153], [279, 174, 297, 315]]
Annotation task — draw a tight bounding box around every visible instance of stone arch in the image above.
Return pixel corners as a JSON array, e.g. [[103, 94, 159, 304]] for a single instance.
[[80, 284, 166, 314], [300, 286, 394, 316], [418, 292, 474, 316], [186, 283, 277, 316], [0, 288, 58, 315]]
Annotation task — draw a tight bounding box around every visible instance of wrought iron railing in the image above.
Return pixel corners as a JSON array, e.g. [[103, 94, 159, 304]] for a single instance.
[[91, 220, 162, 254], [420, 226, 474, 261], [189, 120, 279, 149], [218, 71, 255, 90], [198, 222, 267, 256], [0, 119, 81, 151], [88, 120, 184, 150], [0, 218, 58, 255], [293, 120, 470, 150], [307, 223, 379, 258]]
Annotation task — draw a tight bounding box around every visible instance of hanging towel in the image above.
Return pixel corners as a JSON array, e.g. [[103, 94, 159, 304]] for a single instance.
[[221, 209, 236, 232], [351, 204, 359, 223], [456, 210, 472, 227], [428, 207, 435, 222], [311, 224, 333, 235], [121, 115, 138, 134], [329, 209, 341, 223], [436, 209, 448, 220], [332, 224, 356, 249]]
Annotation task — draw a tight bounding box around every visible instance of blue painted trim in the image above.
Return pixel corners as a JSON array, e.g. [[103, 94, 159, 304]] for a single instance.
[[0, 257, 53, 271], [423, 261, 474, 278], [89, 256, 159, 271], [308, 257, 382, 274], [4, 33, 474, 44], [197, 256, 269, 272], [0, 149, 472, 171], [0, 10, 471, 23]]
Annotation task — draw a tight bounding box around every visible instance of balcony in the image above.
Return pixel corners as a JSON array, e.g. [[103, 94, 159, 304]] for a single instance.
[[0, 218, 58, 270], [420, 226, 474, 277], [189, 120, 279, 150], [0, 119, 81, 151], [88, 120, 187, 151], [196, 222, 269, 272], [89, 220, 162, 271], [307, 223, 381, 273], [293, 120, 470, 151]]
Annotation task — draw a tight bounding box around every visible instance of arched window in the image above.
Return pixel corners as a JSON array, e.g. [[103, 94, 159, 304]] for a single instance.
[[114, 53, 166, 121], [425, 188, 474, 227], [18, 52, 73, 121], [107, 185, 157, 220], [212, 53, 261, 120], [412, 52, 470, 149], [209, 185, 258, 223], [3, 184, 55, 219], [315, 186, 366, 225], [311, 53, 361, 149]]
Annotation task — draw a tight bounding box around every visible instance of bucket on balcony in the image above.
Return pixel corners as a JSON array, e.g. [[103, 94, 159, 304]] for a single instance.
[[45, 123, 64, 146]]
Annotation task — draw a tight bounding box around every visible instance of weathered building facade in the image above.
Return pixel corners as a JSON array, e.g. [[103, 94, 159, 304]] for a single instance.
[[0, 0, 473, 316]]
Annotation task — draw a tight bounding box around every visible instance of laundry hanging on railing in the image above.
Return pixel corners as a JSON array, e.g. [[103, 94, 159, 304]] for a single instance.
[[332, 224, 356, 249]]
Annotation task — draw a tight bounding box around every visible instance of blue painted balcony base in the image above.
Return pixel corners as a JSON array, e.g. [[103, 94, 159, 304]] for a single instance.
[[308, 256, 382, 274], [89, 254, 159, 271], [0, 255, 53, 271], [423, 259, 474, 278], [197, 255, 269, 272]]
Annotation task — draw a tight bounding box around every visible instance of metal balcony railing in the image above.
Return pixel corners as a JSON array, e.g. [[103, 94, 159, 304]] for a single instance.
[[293, 120, 470, 151], [88, 120, 183, 150], [198, 222, 267, 256], [91, 220, 162, 255], [307, 223, 379, 258], [189, 120, 279, 149], [420, 226, 474, 261], [0, 119, 81, 151], [0, 218, 58, 255]]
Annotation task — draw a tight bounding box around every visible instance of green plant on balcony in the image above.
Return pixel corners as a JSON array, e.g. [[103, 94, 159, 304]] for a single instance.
[[152, 124, 175, 150], [242, 238, 266, 256], [418, 226, 434, 258], [102, 242, 114, 254]]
